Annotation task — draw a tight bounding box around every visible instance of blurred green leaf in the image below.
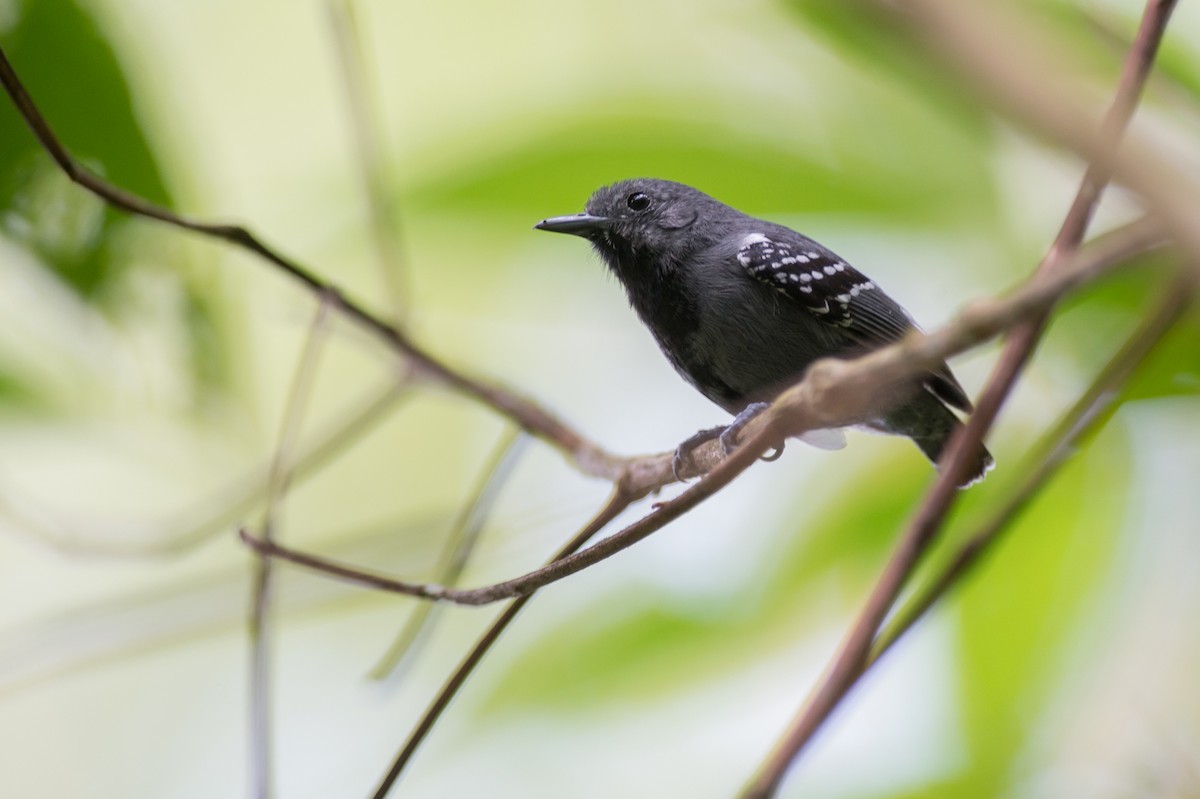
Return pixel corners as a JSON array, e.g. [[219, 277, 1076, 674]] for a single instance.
[[1, 0, 170, 297], [1122, 304, 1200, 400], [0, 0, 234, 401], [783, 0, 992, 135], [402, 107, 995, 229], [766, 453, 934, 591], [786, 0, 1124, 130], [478, 601, 749, 713], [1052, 258, 1200, 399], [943, 427, 1129, 793], [0, 367, 39, 405], [480, 454, 940, 714]]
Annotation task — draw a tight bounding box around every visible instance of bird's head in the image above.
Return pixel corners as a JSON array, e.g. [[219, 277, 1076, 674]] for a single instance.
[[535, 178, 730, 271]]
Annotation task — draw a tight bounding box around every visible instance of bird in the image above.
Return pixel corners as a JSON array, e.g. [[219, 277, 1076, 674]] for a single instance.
[[534, 178, 993, 487]]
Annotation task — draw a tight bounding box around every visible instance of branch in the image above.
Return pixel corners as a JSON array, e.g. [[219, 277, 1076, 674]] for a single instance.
[[898, 0, 1199, 263], [249, 298, 333, 799], [0, 43, 623, 483], [239, 406, 779, 605], [368, 429, 529, 680], [900, 0, 1181, 536], [743, 2, 1180, 794], [870, 273, 1195, 664], [327, 0, 409, 322], [370, 489, 636, 798], [239, 216, 1164, 606]]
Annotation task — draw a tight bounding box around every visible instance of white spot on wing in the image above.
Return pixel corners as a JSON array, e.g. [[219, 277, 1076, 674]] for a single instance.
[[737, 233, 773, 268]]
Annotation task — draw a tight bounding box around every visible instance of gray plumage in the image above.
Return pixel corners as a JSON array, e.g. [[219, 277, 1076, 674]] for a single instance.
[[535, 178, 993, 486]]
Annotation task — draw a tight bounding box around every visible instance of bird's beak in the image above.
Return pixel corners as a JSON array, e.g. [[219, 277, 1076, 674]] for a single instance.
[[534, 213, 610, 236]]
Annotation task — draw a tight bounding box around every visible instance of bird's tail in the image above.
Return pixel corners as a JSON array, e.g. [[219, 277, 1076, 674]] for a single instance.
[[912, 428, 994, 488], [888, 394, 994, 488]]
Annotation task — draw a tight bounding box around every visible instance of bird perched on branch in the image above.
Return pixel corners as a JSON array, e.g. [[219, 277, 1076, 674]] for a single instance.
[[535, 178, 993, 487]]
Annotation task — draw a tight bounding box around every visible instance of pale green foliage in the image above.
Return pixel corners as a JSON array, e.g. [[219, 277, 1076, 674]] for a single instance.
[[0, 0, 1198, 797]]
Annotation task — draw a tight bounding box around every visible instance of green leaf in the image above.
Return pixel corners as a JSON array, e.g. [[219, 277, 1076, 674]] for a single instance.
[[1051, 258, 1200, 399], [765, 453, 935, 592], [1122, 304, 1200, 400], [403, 115, 990, 227], [0, 0, 171, 298], [0, 0, 235, 400], [479, 454, 942, 715], [946, 426, 1129, 792]]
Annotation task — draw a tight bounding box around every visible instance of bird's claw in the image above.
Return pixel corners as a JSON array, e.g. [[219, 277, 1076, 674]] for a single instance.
[[760, 444, 785, 462], [672, 403, 779, 481], [670, 451, 689, 483], [671, 425, 725, 482], [719, 402, 772, 456]]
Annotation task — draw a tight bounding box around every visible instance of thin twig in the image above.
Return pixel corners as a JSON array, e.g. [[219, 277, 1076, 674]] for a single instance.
[[0, 43, 622, 482], [240, 217, 1162, 607], [740, 3, 1179, 795], [328, 0, 409, 322], [870, 273, 1194, 664], [240, 407, 779, 604], [921, 0, 1180, 538], [248, 299, 333, 799], [910, 0, 1199, 260], [369, 429, 529, 680], [371, 488, 636, 799]]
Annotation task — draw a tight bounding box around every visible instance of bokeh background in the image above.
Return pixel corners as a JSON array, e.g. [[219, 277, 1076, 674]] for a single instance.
[[1, 0, 1199, 796]]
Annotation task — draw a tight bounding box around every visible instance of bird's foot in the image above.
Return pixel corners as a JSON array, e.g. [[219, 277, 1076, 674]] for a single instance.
[[718, 402, 772, 456], [760, 443, 785, 462], [672, 425, 725, 481], [672, 403, 779, 481]]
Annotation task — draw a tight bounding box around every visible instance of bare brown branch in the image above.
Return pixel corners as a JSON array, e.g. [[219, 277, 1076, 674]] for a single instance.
[[0, 10, 1189, 794], [870, 273, 1195, 665], [371, 489, 636, 798], [369, 429, 529, 680], [742, 3, 1180, 794], [239, 216, 1163, 608], [0, 43, 622, 482]]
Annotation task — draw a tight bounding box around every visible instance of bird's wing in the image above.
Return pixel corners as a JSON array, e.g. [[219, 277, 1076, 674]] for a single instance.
[[735, 232, 972, 412]]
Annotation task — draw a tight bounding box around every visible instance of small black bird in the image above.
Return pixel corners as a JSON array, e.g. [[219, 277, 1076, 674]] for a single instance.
[[535, 178, 993, 486]]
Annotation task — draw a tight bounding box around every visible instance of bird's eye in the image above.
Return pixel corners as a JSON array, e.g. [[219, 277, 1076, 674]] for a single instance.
[[626, 192, 651, 211]]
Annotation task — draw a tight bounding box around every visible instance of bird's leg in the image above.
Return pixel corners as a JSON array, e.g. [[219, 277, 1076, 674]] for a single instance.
[[718, 402, 773, 456], [672, 402, 783, 481]]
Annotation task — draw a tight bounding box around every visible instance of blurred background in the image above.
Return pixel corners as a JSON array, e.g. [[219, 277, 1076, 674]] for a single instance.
[[1, 0, 1198, 796]]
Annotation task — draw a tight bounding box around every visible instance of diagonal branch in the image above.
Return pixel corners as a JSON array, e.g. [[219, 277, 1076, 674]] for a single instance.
[[369, 429, 529, 680], [240, 216, 1164, 607], [913, 0, 1181, 544], [742, 2, 1180, 795], [0, 43, 622, 482], [870, 273, 1195, 666], [371, 488, 636, 799]]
